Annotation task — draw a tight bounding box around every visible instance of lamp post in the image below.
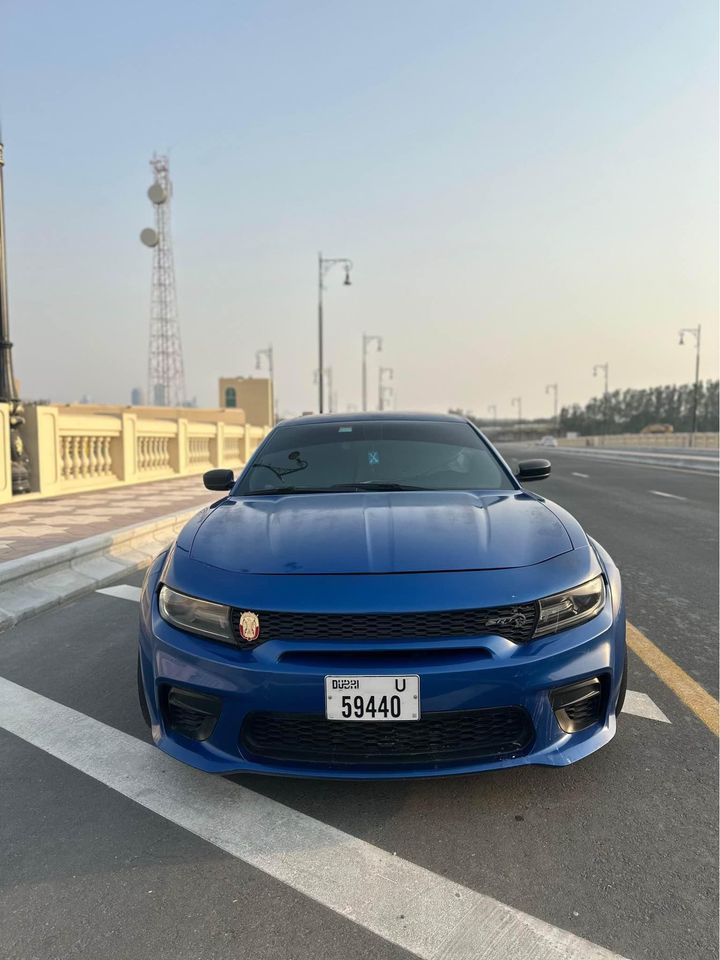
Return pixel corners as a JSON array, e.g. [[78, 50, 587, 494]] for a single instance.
[[362, 334, 382, 412], [592, 363, 609, 437], [0, 135, 30, 494], [511, 396, 522, 440], [678, 326, 701, 447], [488, 404, 497, 423], [255, 344, 275, 422], [313, 366, 333, 413], [317, 252, 352, 413], [378, 367, 393, 411], [545, 383, 558, 429]]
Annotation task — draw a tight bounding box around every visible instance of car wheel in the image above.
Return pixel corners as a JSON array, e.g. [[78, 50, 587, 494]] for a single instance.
[[616, 652, 628, 716], [137, 654, 151, 729]]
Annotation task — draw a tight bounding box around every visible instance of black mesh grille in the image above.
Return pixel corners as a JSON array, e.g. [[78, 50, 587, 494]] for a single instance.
[[240, 707, 534, 767], [231, 603, 538, 645]]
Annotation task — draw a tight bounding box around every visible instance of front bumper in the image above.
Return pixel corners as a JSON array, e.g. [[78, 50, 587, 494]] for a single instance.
[[138, 559, 627, 780]]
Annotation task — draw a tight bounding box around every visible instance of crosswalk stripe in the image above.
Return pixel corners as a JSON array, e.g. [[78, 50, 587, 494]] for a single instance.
[[622, 690, 670, 723], [0, 675, 630, 960], [96, 584, 143, 602]]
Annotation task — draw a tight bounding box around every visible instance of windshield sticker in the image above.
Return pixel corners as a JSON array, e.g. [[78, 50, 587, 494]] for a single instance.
[[368, 451, 380, 465], [338, 427, 353, 433]]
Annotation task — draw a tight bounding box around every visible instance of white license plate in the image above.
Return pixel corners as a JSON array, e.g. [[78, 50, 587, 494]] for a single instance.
[[325, 675, 420, 721]]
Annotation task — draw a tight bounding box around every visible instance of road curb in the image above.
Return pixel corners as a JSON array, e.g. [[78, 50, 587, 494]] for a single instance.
[[0, 508, 198, 633]]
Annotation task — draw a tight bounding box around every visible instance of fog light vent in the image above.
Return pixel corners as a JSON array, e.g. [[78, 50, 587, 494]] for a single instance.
[[551, 678, 603, 733], [165, 687, 221, 741]]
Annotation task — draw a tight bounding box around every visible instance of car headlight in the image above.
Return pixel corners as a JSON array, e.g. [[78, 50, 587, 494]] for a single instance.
[[158, 585, 234, 643], [533, 575, 606, 637]]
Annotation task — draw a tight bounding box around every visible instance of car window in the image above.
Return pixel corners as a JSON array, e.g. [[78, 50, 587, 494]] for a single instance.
[[235, 420, 514, 494]]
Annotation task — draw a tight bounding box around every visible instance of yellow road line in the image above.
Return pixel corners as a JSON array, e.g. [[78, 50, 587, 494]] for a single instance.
[[627, 622, 719, 736]]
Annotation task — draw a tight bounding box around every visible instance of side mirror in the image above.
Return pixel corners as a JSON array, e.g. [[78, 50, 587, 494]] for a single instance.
[[203, 468, 235, 491], [516, 459, 551, 482]]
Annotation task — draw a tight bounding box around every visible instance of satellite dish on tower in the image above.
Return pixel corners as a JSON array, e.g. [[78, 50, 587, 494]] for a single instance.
[[147, 183, 166, 205], [140, 227, 159, 248]]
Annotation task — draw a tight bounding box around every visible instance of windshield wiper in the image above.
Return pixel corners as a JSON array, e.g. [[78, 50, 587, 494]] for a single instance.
[[246, 486, 338, 496], [248, 459, 308, 482], [245, 482, 429, 496], [327, 482, 429, 492]]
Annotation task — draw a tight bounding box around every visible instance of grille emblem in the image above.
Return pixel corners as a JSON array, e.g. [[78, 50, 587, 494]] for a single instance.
[[238, 611, 260, 641], [486, 612, 528, 628]]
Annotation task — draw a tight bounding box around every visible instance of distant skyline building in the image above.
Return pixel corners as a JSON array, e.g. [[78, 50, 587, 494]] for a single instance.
[[143, 155, 186, 408], [130, 387, 144, 406]]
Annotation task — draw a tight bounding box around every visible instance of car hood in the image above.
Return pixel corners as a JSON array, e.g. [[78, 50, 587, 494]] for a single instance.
[[187, 491, 574, 575]]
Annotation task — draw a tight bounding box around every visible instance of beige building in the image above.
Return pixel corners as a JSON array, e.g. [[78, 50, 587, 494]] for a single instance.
[[219, 377, 274, 428]]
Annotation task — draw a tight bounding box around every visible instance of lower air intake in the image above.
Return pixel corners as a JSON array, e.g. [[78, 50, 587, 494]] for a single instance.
[[165, 687, 221, 741], [240, 707, 534, 767], [551, 677, 604, 733]]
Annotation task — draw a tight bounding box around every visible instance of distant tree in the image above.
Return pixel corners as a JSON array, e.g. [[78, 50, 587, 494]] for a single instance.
[[557, 381, 719, 435]]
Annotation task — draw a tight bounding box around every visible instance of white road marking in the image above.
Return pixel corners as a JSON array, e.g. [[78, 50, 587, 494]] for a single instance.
[[0, 676, 630, 960], [623, 690, 670, 724], [648, 490, 687, 501], [96, 584, 143, 602], [571, 472, 590, 479]]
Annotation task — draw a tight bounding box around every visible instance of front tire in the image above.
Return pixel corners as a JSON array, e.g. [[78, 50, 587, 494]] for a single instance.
[[137, 654, 151, 729], [616, 652, 628, 716]]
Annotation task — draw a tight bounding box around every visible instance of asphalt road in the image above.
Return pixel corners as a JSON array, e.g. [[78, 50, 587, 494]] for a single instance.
[[0, 453, 718, 960]]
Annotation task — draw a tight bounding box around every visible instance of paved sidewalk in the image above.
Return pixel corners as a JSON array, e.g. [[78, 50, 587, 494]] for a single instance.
[[0, 476, 215, 563]]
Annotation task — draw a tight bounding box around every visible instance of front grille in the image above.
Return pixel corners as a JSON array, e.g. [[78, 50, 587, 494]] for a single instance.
[[240, 707, 534, 767], [231, 603, 538, 645]]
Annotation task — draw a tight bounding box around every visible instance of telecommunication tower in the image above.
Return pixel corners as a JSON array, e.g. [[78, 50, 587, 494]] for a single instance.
[[141, 155, 186, 407]]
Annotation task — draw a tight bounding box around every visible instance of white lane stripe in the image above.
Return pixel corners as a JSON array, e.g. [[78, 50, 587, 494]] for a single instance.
[[0, 676, 629, 960], [622, 690, 670, 724], [96, 585, 143, 602], [648, 490, 687, 501], [571, 472, 590, 479]]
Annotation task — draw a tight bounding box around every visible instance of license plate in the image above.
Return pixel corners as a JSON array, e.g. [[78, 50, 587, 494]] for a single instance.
[[325, 675, 420, 721]]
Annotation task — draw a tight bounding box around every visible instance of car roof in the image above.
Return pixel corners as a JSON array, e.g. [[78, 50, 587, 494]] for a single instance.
[[275, 411, 470, 428]]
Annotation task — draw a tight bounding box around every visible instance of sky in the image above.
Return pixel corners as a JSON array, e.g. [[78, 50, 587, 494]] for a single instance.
[[1, 0, 717, 419]]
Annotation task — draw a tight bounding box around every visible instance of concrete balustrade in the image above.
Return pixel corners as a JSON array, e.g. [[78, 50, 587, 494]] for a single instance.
[[0, 402, 271, 504]]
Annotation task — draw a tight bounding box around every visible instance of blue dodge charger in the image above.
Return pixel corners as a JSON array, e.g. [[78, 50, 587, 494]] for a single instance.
[[138, 413, 627, 778]]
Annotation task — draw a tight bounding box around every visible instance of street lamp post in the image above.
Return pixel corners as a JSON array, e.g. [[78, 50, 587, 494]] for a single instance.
[[488, 404, 497, 423], [362, 334, 382, 412], [0, 136, 30, 494], [255, 344, 275, 421], [378, 367, 393, 411], [317, 252, 352, 414], [511, 396, 522, 440], [313, 367, 333, 413], [545, 383, 558, 429], [678, 326, 702, 447], [592, 363, 610, 437]]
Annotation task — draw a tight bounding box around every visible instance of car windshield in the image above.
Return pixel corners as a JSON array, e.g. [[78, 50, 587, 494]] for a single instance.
[[235, 420, 514, 495]]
